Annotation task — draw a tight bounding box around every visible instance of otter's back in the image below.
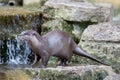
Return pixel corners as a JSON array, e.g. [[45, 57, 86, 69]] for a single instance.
[[42, 30, 73, 56]]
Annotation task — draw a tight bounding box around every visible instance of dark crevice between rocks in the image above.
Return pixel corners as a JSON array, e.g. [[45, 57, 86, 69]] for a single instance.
[[67, 21, 98, 44]]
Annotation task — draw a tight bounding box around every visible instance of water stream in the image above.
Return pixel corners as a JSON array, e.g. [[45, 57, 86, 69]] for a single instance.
[[0, 36, 34, 66]]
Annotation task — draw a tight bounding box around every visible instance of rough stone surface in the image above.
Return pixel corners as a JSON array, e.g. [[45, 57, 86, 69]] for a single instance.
[[81, 22, 120, 42], [0, 65, 114, 80], [41, 18, 91, 42], [23, 0, 48, 7], [41, 19, 72, 34], [23, 65, 114, 80], [80, 22, 120, 73], [41, 19, 82, 40], [113, 14, 120, 25], [0, 7, 42, 40], [42, 0, 113, 22], [23, 0, 40, 5], [0, 69, 30, 80], [104, 74, 120, 80]]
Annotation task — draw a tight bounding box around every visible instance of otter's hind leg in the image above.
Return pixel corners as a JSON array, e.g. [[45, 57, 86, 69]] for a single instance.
[[57, 59, 69, 66], [57, 59, 64, 66]]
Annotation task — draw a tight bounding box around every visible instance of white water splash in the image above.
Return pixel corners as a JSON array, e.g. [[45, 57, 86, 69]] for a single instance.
[[6, 36, 32, 64]]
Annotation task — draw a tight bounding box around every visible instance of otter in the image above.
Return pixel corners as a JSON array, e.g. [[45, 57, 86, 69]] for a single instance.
[[18, 30, 108, 68]]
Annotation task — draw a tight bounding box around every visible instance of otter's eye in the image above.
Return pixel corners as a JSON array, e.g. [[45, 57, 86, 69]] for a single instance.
[[24, 33, 29, 35]]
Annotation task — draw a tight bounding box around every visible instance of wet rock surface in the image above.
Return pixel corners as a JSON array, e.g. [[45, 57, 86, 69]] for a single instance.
[[0, 7, 42, 40]]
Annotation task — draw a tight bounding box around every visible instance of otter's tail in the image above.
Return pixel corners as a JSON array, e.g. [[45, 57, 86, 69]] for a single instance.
[[73, 46, 109, 66]]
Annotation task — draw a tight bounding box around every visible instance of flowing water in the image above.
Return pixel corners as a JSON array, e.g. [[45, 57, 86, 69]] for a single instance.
[[0, 36, 34, 67]]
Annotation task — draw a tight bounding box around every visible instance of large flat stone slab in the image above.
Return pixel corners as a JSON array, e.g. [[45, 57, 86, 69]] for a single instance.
[[81, 22, 120, 42], [80, 22, 120, 73], [22, 65, 114, 80], [0, 65, 115, 80], [42, 0, 113, 22], [104, 74, 120, 80]]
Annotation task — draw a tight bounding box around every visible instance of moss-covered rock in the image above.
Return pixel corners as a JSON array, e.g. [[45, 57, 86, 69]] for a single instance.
[[23, 65, 114, 80], [0, 69, 30, 80], [41, 18, 73, 35], [42, 0, 113, 22], [0, 65, 116, 80], [41, 18, 95, 42], [0, 7, 42, 40], [104, 74, 120, 80], [80, 22, 120, 73], [23, 0, 48, 7]]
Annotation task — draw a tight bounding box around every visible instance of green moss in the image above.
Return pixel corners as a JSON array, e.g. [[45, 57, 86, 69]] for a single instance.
[[0, 7, 42, 40], [33, 69, 108, 80], [41, 19, 73, 36], [79, 41, 120, 73], [0, 7, 36, 15], [42, 6, 56, 18], [114, 8, 120, 16], [81, 69, 108, 80], [0, 70, 30, 80], [40, 70, 81, 80]]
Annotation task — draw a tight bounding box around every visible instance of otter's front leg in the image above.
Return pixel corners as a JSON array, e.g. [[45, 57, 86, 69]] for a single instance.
[[39, 50, 50, 68]]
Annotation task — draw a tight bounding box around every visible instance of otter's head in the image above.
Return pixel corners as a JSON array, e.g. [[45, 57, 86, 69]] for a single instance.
[[18, 30, 40, 42]]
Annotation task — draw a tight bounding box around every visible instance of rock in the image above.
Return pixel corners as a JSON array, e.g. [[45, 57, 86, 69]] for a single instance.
[[72, 23, 84, 40], [0, 65, 114, 80], [80, 22, 120, 73], [41, 18, 89, 41], [23, 65, 114, 80], [104, 74, 120, 80], [23, 0, 47, 7], [42, 0, 113, 22], [45, 0, 87, 3], [23, 0, 40, 5], [41, 18, 75, 38], [113, 14, 120, 25], [0, 7, 42, 40], [42, 19, 71, 32], [81, 22, 120, 42], [0, 2, 5, 6], [0, 69, 30, 80]]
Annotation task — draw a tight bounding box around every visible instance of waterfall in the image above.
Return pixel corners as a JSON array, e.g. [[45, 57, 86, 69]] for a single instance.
[[0, 36, 34, 65]]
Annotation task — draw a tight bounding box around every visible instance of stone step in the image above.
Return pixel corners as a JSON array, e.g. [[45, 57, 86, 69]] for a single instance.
[[22, 65, 114, 80]]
